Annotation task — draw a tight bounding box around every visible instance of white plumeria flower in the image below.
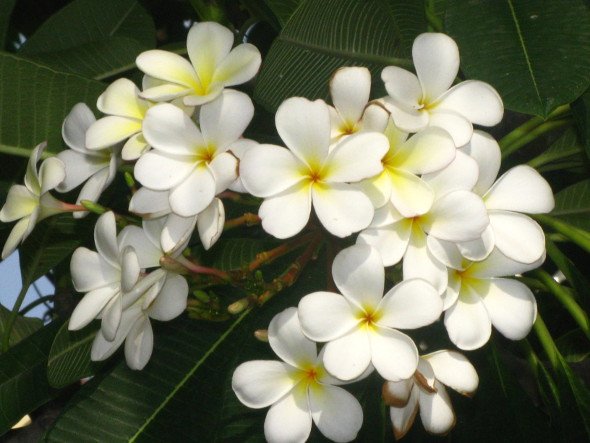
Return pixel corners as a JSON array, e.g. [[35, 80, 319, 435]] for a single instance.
[[129, 187, 224, 251], [232, 307, 363, 443], [361, 118, 455, 213], [56, 103, 120, 218], [134, 89, 253, 217], [381, 33, 503, 147], [240, 97, 389, 239], [90, 270, 189, 370], [226, 138, 259, 193], [456, 130, 554, 263], [298, 245, 442, 382], [69, 212, 144, 341], [136, 21, 261, 106], [427, 242, 540, 350], [328, 67, 389, 141], [0, 143, 66, 259], [358, 151, 488, 293], [384, 350, 478, 439]]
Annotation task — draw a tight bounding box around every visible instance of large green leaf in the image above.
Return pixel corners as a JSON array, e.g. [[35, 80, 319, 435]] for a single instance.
[[572, 88, 590, 158], [0, 304, 42, 349], [554, 352, 590, 440], [47, 322, 100, 389], [253, 0, 425, 112], [0, 321, 61, 435], [551, 179, 590, 231], [262, 0, 303, 27], [445, 0, 590, 117], [18, 0, 154, 80], [0, 0, 16, 49], [0, 52, 105, 154]]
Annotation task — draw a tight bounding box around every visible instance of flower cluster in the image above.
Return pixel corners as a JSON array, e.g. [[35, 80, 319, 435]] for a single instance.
[[0, 23, 554, 441]]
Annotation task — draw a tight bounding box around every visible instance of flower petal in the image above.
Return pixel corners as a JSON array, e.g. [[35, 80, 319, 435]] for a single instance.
[[259, 182, 312, 239], [101, 294, 122, 341], [214, 43, 262, 87], [426, 236, 465, 270], [309, 384, 363, 442], [469, 247, 545, 279], [118, 226, 161, 269], [357, 219, 412, 267], [136, 50, 200, 90], [2, 217, 32, 259], [484, 165, 554, 213], [383, 379, 414, 407], [390, 387, 419, 440], [269, 307, 317, 368], [70, 247, 119, 292], [232, 360, 300, 409], [56, 150, 106, 192], [413, 33, 459, 102], [330, 66, 371, 124], [422, 149, 479, 197], [148, 274, 188, 321], [200, 90, 254, 150], [481, 278, 537, 341], [129, 187, 171, 217], [382, 66, 422, 108], [162, 213, 196, 254], [370, 328, 418, 381], [437, 80, 503, 126], [275, 97, 331, 165], [168, 166, 216, 217], [62, 103, 96, 152], [209, 152, 238, 194], [120, 246, 141, 292], [312, 183, 374, 237], [94, 211, 120, 267], [140, 83, 191, 102], [444, 284, 491, 350], [97, 78, 148, 120], [428, 110, 473, 148], [323, 328, 371, 381], [418, 382, 456, 435], [378, 279, 442, 329], [38, 157, 66, 194], [86, 116, 141, 150], [457, 224, 495, 262], [122, 133, 149, 161], [424, 350, 479, 396], [298, 291, 359, 342], [403, 226, 448, 294], [264, 390, 312, 443], [395, 126, 456, 175], [124, 315, 153, 370], [186, 22, 233, 87], [389, 169, 434, 217], [68, 284, 118, 331], [461, 130, 501, 196], [0, 185, 37, 222], [489, 211, 545, 264], [240, 144, 304, 198]]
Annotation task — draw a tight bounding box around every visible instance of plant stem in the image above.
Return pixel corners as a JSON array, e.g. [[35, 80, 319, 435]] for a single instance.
[[533, 314, 559, 370], [19, 294, 54, 315], [532, 269, 590, 340], [425, 1, 443, 32], [2, 274, 34, 352], [247, 232, 316, 272], [174, 255, 231, 282], [223, 213, 260, 231], [501, 119, 572, 159], [534, 214, 590, 254]]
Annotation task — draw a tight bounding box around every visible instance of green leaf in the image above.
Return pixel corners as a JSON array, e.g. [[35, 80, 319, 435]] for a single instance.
[[253, 0, 425, 112], [209, 238, 266, 271], [556, 329, 590, 363], [445, 0, 590, 117], [554, 352, 590, 440], [551, 179, 590, 231], [47, 321, 101, 389], [571, 87, 590, 158], [546, 239, 590, 311], [0, 321, 61, 435], [262, 0, 302, 27], [0, 0, 16, 49], [18, 0, 154, 80], [0, 52, 105, 154], [527, 128, 583, 170], [0, 304, 42, 348]]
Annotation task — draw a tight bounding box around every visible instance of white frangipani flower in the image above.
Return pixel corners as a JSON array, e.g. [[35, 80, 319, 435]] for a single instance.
[[361, 118, 455, 213], [134, 89, 253, 217], [56, 103, 120, 218], [240, 97, 389, 239], [426, 242, 540, 350], [232, 307, 363, 443], [328, 67, 389, 141], [0, 143, 66, 258], [136, 21, 261, 106], [298, 245, 442, 382], [358, 151, 488, 293], [384, 350, 478, 439], [459, 130, 554, 263], [382, 33, 503, 147]]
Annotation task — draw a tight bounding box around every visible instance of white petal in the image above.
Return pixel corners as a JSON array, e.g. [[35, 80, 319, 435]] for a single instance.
[[0, 185, 37, 222], [422, 150, 479, 197], [214, 43, 261, 87], [388, 104, 429, 133], [120, 246, 140, 292], [240, 144, 304, 198], [182, 84, 223, 106], [418, 382, 456, 435], [70, 247, 119, 292], [382, 66, 422, 108], [469, 247, 545, 279], [2, 217, 32, 259], [200, 90, 254, 150], [456, 225, 495, 262], [330, 66, 371, 124], [142, 103, 204, 156], [489, 211, 545, 264], [264, 390, 312, 443], [481, 278, 537, 341], [73, 168, 111, 219], [259, 182, 312, 239], [62, 103, 96, 152], [298, 292, 359, 342], [101, 295, 122, 341], [389, 169, 434, 217], [424, 350, 478, 395], [140, 83, 191, 102], [426, 236, 465, 270], [312, 183, 374, 237], [437, 80, 503, 126], [125, 315, 153, 370], [148, 274, 188, 321], [331, 244, 384, 310], [461, 130, 501, 195], [395, 127, 456, 174], [94, 211, 119, 267], [122, 133, 149, 161], [378, 279, 442, 329], [390, 387, 419, 439], [360, 103, 389, 133], [97, 78, 147, 120], [68, 284, 118, 331], [359, 170, 392, 209], [444, 284, 491, 350], [136, 50, 200, 90], [118, 226, 161, 269], [56, 150, 105, 192], [168, 166, 216, 217], [356, 220, 411, 267], [325, 132, 388, 183], [186, 22, 233, 86], [209, 152, 238, 194], [484, 165, 554, 213], [38, 157, 66, 194], [309, 384, 363, 442], [129, 188, 171, 217], [232, 360, 299, 409], [197, 198, 224, 250], [403, 226, 448, 294], [383, 379, 414, 407], [90, 304, 141, 361], [369, 328, 418, 381], [275, 97, 330, 165], [269, 307, 317, 368], [86, 116, 141, 149], [162, 213, 197, 254], [323, 328, 371, 381], [413, 33, 459, 102], [428, 110, 473, 148]]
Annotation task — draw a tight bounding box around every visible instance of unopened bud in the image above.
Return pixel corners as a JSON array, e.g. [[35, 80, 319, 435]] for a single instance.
[[159, 255, 188, 274], [124, 172, 135, 189], [227, 297, 250, 315], [193, 290, 210, 303], [80, 200, 107, 215], [254, 329, 268, 342]]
